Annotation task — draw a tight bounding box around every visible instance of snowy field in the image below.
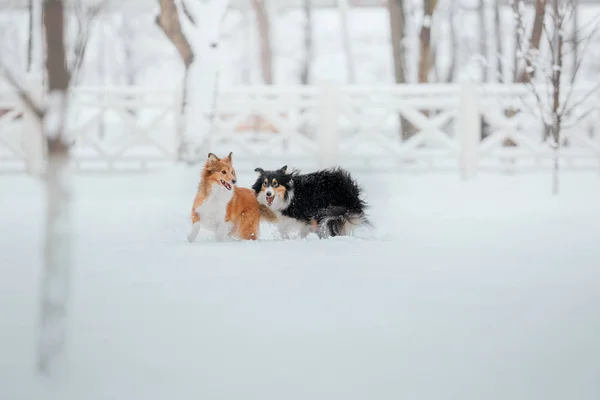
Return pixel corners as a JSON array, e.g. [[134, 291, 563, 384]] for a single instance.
[[1, 166, 600, 400]]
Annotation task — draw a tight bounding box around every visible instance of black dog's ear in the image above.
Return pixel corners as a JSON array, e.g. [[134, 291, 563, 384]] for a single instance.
[[254, 167, 265, 176], [278, 165, 288, 174]]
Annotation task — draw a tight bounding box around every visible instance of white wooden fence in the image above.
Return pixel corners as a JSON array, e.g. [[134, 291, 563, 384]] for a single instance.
[[1, 82, 599, 175]]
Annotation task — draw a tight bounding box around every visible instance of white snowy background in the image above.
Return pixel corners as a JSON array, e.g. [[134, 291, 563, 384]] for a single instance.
[[1, 1, 600, 399], [2, 167, 600, 400]]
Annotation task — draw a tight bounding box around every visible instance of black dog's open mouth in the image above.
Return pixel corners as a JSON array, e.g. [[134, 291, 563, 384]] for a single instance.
[[220, 180, 232, 191], [266, 195, 274, 206]]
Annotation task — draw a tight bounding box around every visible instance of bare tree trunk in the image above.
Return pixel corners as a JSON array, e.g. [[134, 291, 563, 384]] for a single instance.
[[298, 0, 313, 139], [529, 0, 547, 55], [512, 0, 520, 81], [98, 18, 107, 138], [241, 5, 252, 84], [551, 0, 562, 195], [38, 0, 72, 375], [388, 0, 406, 84], [337, 0, 356, 83], [431, 44, 439, 82], [118, 14, 137, 116], [446, 0, 457, 82], [27, 0, 34, 72], [478, 0, 488, 82], [388, 0, 417, 140], [516, 0, 546, 83], [493, 0, 503, 82], [413, 0, 437, 145], [431, 29, 439, 82], [156, 0, 194, 161], [251, 0, 273, 84], [571, 0, 579, 84], [418, 0, 437, 83], [156, 0, 193, 68], [505, 0, 524, 147], [300, 0, 313, 85]]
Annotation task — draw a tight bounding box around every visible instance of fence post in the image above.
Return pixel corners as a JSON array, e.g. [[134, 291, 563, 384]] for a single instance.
[[21, 78, 46, 177], [316, 82, 340, 168], [457, 80, 481, 180]]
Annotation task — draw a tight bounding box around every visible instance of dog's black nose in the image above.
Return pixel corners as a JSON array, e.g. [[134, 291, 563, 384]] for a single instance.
[[266, 191, 272, 196], [232, 179, 236, 184]]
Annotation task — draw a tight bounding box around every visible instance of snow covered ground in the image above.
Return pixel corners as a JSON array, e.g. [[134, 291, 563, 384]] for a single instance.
[[1, 166, 600, 400]]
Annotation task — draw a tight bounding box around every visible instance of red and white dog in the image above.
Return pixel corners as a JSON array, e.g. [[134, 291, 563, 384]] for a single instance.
[[187, 152, 277, 242]]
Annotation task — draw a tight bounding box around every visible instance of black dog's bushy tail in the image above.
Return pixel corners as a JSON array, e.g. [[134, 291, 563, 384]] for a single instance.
[[315, 206, 372, 238]]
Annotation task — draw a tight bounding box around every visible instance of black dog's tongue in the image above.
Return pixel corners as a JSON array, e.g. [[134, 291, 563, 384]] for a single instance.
[[267, 196, 274, 206]]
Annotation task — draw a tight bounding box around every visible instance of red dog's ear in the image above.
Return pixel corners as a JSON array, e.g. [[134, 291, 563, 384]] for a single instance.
[[207, 153, 219, 162], [226, 152, 233, 161]]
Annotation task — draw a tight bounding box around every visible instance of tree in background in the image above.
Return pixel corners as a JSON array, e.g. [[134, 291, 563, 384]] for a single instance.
[[156, 0, 230, 164], [446, 0, 457, 82], [300, 0, 314, 85], [430, 0, 457, 82], [388, 0, 418, 140], [514, 0, 547, 83], [23, 0, 101, 84], [27, 0, 34, 72], [1, 0, 73, 375], [514, 0, 600, 194], [337, 0, 356, 83], [156, 0, 194, 162], [37, 0, 72, 374], [251, 0, 274, 84], [493, 0, 503, 82], [388, 0, 407, 86], [69, 0, 105, 84], [570, 0, 579, 83], [156, 0, 194, 68], [418, 0, 437, 83], [478, 0, 488, 81]]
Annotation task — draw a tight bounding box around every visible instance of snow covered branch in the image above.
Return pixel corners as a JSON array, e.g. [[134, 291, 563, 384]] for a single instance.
[[155, 0, 194, 68], [176, 0, 200, 49], [69, 0, 106, 84]]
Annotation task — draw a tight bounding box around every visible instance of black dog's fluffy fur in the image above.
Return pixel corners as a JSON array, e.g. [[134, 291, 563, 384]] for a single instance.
[[252, 166, 371, 238]]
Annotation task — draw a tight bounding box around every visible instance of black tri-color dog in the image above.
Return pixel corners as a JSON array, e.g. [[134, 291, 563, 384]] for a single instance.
[[251, 165, 371, 239]]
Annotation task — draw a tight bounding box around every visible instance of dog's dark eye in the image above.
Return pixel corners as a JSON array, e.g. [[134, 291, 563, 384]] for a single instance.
[[262, 182, 267, 187], [221, 170, 226, 174]]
